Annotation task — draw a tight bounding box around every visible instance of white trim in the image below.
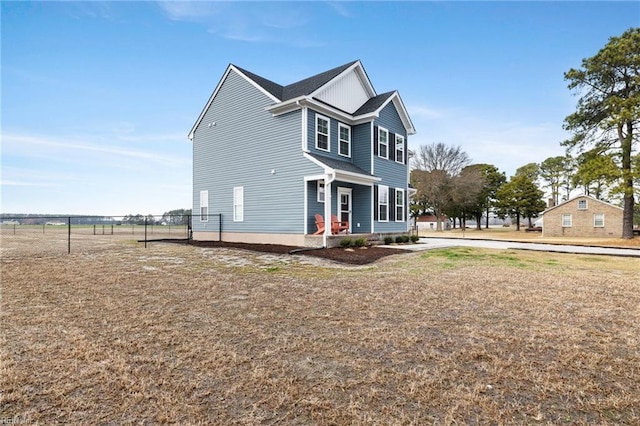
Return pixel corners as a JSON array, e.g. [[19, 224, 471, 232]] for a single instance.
[[315, 114, 330, 152], [395, 188, 405, 222], [593, 213, 605, 227], [303, 180, 308, 234], [199, 190, 209, 222], [302, 152, 381, 186], [378, 185, 389, 222], [338, 122, 351, 158], [395, 134, 405, 164], [317, 180, 325, 203], [378, 126, 389, 160], [301, 106, 308, 151], [370, 122, 375, 175], [189, 65, 280, 140], [233, 186, 244, 222], [337, 187, 353, 233], [308, 60, 376, 100]]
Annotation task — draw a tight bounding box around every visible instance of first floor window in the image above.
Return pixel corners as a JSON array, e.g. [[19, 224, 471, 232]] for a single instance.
[[395, 134, 405, 164], [233, 186, 244, 222], [562, 214, 572, 227], [378, 127, 388, 159], [316, 115, 329, 151], [317, 180, 325, 203], [200, 190, 208, 222], [594, 213, 604, 227], [378, 185, 389, 221], [395, 188, 405, 221], [338, 123, 351, 157]]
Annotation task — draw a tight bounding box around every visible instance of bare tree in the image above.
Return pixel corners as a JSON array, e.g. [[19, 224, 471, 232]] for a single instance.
[[412, 143, 470, 175], [410, 143, 472, 231]]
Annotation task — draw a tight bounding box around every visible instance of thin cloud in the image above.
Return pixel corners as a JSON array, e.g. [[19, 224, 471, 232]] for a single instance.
[[409, 105, 445, 120], [157, 1, 325, 47], [3, 133, 189, 168]]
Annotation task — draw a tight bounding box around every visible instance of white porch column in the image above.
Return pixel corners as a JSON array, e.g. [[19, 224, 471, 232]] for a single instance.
[[323, 176, 333, 248]]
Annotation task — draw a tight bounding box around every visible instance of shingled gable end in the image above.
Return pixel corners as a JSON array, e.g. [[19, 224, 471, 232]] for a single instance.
[[190, 60, 415, 247]]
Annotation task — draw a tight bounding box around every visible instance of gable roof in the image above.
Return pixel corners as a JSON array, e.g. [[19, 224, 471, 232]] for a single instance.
[[189, 60, 415, 140], [542, 194, 623, 214]]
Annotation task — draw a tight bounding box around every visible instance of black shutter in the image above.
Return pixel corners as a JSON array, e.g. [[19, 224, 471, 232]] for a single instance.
[[404, 191, 408, 221], [389, 188, 396, 222], [404, 137, 408, 165], [373, 126, 379, 156], [373, 185, 378, 221], [389, 132, 395, 161]]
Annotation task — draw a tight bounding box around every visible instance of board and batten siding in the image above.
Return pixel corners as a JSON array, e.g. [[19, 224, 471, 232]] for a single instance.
[[373, 102, 409, 233], [192, 69, 314, 235]]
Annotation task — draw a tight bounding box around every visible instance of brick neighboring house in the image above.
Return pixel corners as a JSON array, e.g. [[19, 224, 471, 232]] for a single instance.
[[542, 195, 623, 238]]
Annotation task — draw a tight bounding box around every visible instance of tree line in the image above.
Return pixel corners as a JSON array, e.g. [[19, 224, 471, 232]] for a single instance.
[[410, 28, 639, 238]]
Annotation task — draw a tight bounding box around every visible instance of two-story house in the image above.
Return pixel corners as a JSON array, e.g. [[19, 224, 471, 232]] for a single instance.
[[189, 60, 415, 247]]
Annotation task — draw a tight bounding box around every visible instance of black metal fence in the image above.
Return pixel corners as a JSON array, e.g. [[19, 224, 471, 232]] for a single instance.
[[0, 214, 221, 257]]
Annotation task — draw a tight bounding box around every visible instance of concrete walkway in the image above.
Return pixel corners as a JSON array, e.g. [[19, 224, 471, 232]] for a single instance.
[[385, 237, 640, 258]]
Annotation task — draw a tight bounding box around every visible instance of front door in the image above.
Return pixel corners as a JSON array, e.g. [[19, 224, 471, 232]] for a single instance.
[[337, 187, 352, 233]]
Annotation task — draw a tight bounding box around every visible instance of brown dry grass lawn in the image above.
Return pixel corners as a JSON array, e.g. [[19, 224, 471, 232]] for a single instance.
[[2, 242, 639, 424]]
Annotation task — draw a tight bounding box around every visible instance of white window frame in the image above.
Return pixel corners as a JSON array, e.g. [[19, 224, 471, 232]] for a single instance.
[[233, 186, 244, 222], [378, 185, 389, 222], [378, 127, 389, 159], [199, 190, 208, 222], [562, 214, 572, 227], [395, 134, 405, 164], [338, 123, 351, 157], [577, 199, 588, 210], [317, 180, 325, 203], [395, 188, 405, 222], [594, 213, 604, 227], [316, 115, 330, 152]]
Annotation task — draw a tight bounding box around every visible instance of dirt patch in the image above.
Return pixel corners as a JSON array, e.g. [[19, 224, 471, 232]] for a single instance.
[[187, 240, 408, 265]]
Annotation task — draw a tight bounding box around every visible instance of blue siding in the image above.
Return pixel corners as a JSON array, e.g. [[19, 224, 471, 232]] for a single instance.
[[193, 70, 319, 235], [373, 102, 409, 233], [352, 122, 372, 173], [306, 181, 373, 234]]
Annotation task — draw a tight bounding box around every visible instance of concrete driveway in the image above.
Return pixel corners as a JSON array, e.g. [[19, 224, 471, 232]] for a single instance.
[[399, 237, 640, 258]]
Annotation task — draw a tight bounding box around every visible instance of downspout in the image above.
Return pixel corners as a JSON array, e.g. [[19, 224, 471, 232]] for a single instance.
[[323, 172, 336, 248]]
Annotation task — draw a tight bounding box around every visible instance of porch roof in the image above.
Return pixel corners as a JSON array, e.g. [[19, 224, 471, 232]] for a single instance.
[[305, 153, 380, 185]]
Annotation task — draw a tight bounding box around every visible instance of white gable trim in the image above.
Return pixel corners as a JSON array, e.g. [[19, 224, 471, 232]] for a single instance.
[[188, 65, 280, 140], [309, 60, 376, 100]]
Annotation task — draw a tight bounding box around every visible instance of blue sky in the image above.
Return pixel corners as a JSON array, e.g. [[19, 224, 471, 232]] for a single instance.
[[2, 1, 638, 215]]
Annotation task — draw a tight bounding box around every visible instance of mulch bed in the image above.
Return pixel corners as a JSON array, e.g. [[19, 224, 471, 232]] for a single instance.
[[186, 240, 407, 265]]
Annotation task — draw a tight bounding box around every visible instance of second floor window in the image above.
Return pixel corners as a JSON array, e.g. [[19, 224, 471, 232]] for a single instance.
[[338, 123, 351, 157], [395, 134, 405, 164], [316, 115, 330, 151], [378, 127, 388, 159]]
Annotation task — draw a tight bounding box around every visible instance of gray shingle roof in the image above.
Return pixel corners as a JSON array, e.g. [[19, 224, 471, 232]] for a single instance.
[[307, 152, 375, 177], [234, 61, 359, 102], [353, 91, 395, 115]]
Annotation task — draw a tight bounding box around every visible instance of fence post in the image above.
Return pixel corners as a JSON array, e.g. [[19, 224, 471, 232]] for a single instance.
[[144, 217, 148, 248], [218, 213, 222, 242], [93, 224, 96, 235], [68, 217, 71, 254]]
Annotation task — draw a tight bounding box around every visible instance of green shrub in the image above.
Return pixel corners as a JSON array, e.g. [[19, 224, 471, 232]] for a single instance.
[[354, 237, 367, 248], [384, 236, 394, 245], [395, 235, 404, 244], [410, 234, 420, 243], [339, 238, 352, 248], [402, 235, 410, 243]]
